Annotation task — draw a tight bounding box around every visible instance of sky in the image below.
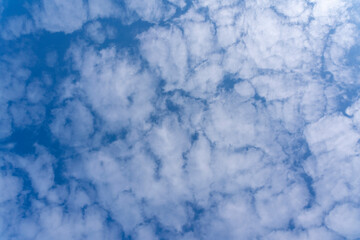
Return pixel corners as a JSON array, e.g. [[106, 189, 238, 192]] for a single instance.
[[1, 0, 360, 239]]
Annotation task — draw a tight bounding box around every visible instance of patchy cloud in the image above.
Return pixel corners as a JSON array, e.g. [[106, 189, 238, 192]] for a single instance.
[[1, 0, 360, 239]]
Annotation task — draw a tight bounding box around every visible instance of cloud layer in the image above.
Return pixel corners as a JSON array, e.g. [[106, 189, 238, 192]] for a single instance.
[[1, 0, 360, 239]]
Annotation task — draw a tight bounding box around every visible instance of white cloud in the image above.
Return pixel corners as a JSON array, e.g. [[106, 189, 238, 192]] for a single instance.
[[251, 74, 300, 101], [69, 43, 155, 130], [204, 98, 258, 148], [18, 219, 39, 239], [50, 100, 94, 147], [242, 8, 314, 70], [10, 102, 45, 127], [274, 0, 309, 19], [222, 43, 257, 78], [148, 116, 191, 193], [88, 0, 120, 19], [139, 26, 188, 91], [134, 225, 158, 240], [33, 0, 88, 33], [34, 204, 114, 240], [26, 81, 46, 104], [295, 205, 324, 229], [325, 23, 358, 83], [0, 172, 22, 203], [311, 0, 349, 25], [181, 18, 216, 63], [186, 134, 212, 206], [234, 80, 255, 99], [267, 227, 341, 240], [255, 181, 309, 229], [0, 15, 35, 40], [305, 114, 360, 157], [85, 21, 106, 44], [325, 203, 360, 239], [0, 54, 31, 138], [0, 55, 30, 103], [139, 19, 223, 96], [185, 56, 223, 97], [300, 82, 326, 123], [207, 195, 263, 239], [203, 94, 286, 159], [168, 0, 186, 8], [302, 108, 360, 234], [125, 0, 176, 23], [15, 145, 55, 198]]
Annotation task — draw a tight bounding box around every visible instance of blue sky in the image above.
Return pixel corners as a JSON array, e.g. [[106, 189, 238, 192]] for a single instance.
[[1, 0, 360, 239]]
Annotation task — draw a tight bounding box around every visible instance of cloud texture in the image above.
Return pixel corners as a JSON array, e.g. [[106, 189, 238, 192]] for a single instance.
[[1, 0, 360, 239]]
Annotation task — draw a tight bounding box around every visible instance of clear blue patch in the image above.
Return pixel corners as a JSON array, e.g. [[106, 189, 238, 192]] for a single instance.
[[217, 75, 241, 92], [1, 0, 31, 17], [191, 132, 199, 144], [345, 45, 360, 67], [6, 128, 37, 155], [320, 71, 334, 83], [166, 99, 181, 112], [101, 129, 128, 145], [301, 172, 316, 209]]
